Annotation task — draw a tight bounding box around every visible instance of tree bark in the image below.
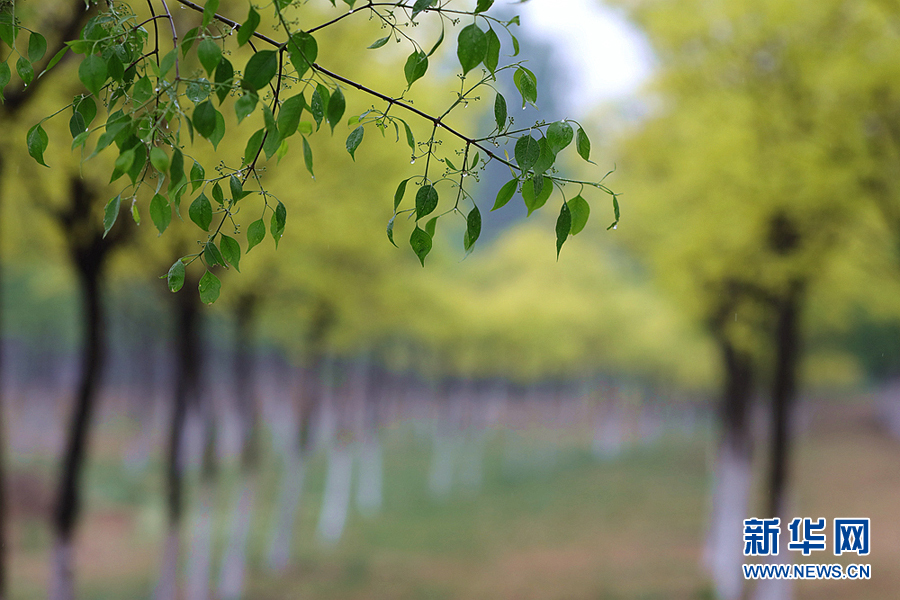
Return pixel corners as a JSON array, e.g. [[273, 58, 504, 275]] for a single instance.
[[704, 332, 756, 600], [154, 274, 203, 600], [766, 282, 804, 520], [50, 176, 127, 600]]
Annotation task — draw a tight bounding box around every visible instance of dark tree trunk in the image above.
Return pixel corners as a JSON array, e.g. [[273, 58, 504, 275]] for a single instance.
[[234, 293, 259, 470], [0, 152, 7, 600], [766, 282, 804, 520], [155, 274, 203, 600], [50, 178, 127, 600]]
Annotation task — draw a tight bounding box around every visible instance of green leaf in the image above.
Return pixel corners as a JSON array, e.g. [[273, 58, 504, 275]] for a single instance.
[[28, 32, 47, 62], [514, 135, 540, 172], [103, 195, 121, 238], [198, 38, 221, 76], [464, 204, 481, 252], [310, 89, 325, 129], [394, 178, 410, 210], [0, 62, 10, 93], [404, 51, 428, 87], [150, 193, 171, 234], [457, 24, 487, 75], [79, 54, 107, 96], [475, 0, 494, 13], [26, 124, 49, 167], [191, 161, 205, 192], [411, 0, 436, 19], [484, 28, 500, 73], [346, 126, 364, 160], [568, 195, 590, 235], [43, 46, 69, 75], [402, 120, 415, 150], [547, 121, 574, 154], [242, 50, 277, 92], [210, 109, 225, 150], [198, 270, 221, 305], [494, 93, 507, 131], [106, 53, 124, 83], [513, 66, 537, 107], [193, 101, 216, 139], [522, 175, 552, 215], [302, 136, 314, 178], [243, 128, 264, 164], [202, 0, 220, 29], [235, 93, 257, 123], [247, 219, 266, 252], [277, 94, 304, 138], [492, 178, 517, 211], [16, 57, 34, 87], [387, 215, 399, 248], [127, 143, 147, 185], [327, 87, 345, 133], [555, 201, 571, 257], [238, 7, 260, 47], [214, 57, 233, 103], [170, 148, 185, 189], [368, 36, 390, 49], [0, 14, 15, 48], [150, 147, 169, 173], [576, 126, 592, 162], [230, 175, 247, 202], [427, 27, 445, 57], [532, 137, 556, 176], [409, 226, 432, 266], [69, 112, 86, 138], [160, 50, 176, 77], [420, 218, 435, 239], [186, 79, 211, 103], [204, 241, 224, 268], [415, 184, 438, 219], [220, 234, 241, 271], [111, 147, 135, 182], [608, 195, 620, 230], [212, 182, 224, 205], [271, 201, 287, 247], [167, 259, 185, 292], [133, 76, 153, 104], [287, 32, 317, 81], [262, 126, 282, 159], [189, 193, 212, 231]]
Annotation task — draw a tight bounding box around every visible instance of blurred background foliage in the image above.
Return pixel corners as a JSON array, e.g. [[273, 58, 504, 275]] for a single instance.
[[2, 0, 900, 599]]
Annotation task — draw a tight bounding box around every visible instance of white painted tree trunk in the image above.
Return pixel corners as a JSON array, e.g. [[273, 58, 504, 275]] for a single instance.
[[184, 486, 214, 600], [750, 531, 794, 600], [48, 537, 74, 600], [316, 444, 354, 545], [152, 529, 180, 600], [428, 432, 456, 498], [217, 478, 257, 600], [458, 432, 485, 495], [592, 410, 624, 459], [355, 438, 383, 517], [703, 442, 753, 600], [266, 451, 306, 571]]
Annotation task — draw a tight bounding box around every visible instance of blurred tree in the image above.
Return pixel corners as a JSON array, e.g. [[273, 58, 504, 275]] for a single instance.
[[608, 0, 890, 597]]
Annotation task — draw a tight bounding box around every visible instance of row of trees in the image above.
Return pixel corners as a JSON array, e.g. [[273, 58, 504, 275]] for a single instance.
[[607, 0, 900, 598]]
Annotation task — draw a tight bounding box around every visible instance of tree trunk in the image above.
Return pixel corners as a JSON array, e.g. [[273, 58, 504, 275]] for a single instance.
[[154, 276, 203, 600], [704, 334, 756, 600], [50, 261, 105, 600], [766, 283, 804, 520], [0, 152, 8, 600], [48, 176, 127, 600], [217, 294, 260, 600]]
